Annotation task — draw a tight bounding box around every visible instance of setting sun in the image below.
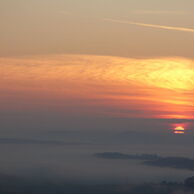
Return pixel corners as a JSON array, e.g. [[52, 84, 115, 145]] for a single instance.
[[175, 126, 185, 131], [173, 126, 185, 134]]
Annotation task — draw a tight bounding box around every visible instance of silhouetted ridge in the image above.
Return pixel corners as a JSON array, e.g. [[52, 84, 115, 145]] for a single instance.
[[95, 152, 194, 171]]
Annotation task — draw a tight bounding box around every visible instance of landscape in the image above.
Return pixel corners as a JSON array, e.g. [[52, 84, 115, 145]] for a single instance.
[[1, 0, 194, 193]]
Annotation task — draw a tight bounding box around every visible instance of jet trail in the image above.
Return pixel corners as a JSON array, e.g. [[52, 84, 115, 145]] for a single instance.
[[104, 18, 194, 33]]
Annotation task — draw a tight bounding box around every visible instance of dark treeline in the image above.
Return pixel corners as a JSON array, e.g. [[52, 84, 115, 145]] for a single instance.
[[0, 173, 194, 194]]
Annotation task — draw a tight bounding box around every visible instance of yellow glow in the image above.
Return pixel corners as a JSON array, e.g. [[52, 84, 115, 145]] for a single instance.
[[174, 126, 185, 131]]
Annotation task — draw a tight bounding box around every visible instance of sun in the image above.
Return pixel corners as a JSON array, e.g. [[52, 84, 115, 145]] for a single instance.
[[175, 126, 185, 131], [173, 126, 185, 134]]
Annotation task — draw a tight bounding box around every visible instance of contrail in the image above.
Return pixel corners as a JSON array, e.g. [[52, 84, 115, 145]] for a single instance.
[[104, 18, 194, 33]]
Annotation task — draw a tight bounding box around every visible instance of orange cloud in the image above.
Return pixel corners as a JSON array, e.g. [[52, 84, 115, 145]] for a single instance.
[[1, 54, 194, 119]]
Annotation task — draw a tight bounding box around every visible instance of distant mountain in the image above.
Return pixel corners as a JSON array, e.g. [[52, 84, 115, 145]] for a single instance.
[[94, 152, 159, 160], [94, 152, 194, 171]]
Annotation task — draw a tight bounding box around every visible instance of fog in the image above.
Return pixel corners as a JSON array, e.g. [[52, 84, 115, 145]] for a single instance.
[[0, 125, 194, 184]]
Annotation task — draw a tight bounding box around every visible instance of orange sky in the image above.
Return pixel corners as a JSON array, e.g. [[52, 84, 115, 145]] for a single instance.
[[1, 54, 194, 120]]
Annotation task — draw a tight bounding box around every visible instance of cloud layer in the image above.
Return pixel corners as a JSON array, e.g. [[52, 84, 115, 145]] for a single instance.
[[1, 54, 194, 119]]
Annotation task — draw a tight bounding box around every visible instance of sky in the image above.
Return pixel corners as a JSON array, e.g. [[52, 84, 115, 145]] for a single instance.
[[1, 0, 194, 129], [1, 0, 194, 58], [1, 0, 194, 183]]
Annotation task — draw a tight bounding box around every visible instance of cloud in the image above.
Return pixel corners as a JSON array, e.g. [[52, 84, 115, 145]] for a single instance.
[[104, 18, 194, 33], [1, 54, 194, 120]]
